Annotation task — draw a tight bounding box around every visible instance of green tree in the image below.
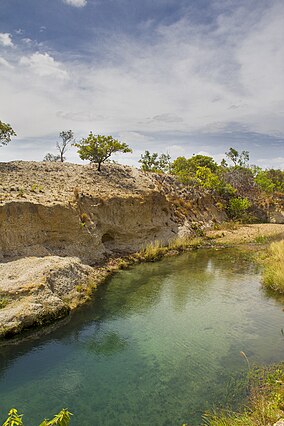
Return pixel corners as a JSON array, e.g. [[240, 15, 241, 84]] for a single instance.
[[225, 147, 249, 167], [170, 155, 218, 185], [74, 133, 132, 171], [139, 150, 171, 173], [254, 170, 275, 193], [57, 130, 74, 162], [186, 154, 218, 173], [265, 169, 284, 193], [0, 120, 16, 146], [195, 166, 222, 190]]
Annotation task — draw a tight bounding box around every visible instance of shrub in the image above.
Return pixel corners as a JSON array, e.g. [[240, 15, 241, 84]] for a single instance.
[[227, 197, 251, 220]]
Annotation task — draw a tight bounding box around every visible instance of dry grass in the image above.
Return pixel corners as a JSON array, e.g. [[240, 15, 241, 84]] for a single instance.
[[262, 240, 284, 293], [203, 364, 284, 426]]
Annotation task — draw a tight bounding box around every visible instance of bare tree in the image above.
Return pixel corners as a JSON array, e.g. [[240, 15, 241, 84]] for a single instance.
[[56, 130, 74, 162], [43, 153, 61, 162]]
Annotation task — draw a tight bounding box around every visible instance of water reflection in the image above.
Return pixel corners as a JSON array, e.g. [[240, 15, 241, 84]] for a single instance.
[[0, 248, 284, 426]]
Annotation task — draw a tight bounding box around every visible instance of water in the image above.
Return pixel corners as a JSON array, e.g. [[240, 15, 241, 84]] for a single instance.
[[1, 249, 284, 425]]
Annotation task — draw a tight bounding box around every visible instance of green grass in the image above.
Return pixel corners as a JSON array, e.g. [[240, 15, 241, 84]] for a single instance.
[[254, 235, 268, 244], [0, 296, 9, 309], [202, 364, 284, 426], [261, 240, 284, 293]]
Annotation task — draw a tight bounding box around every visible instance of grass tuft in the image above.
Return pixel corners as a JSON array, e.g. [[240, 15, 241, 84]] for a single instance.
[[0, 297, 10, 309], [202, 363, 284, 426], [261, 240, 284, 293]]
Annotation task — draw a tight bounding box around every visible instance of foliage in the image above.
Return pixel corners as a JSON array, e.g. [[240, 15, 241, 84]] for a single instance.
[[74, 133, 132, 171], [139, 150, 171, 173], [56, 130, 74, 162], [195, 166, 222, 190], [39, 409, 72, 425], [261, 240, 284, 293], [254, 170, 275, 193], [43, 153, 61, 162], [1, 409, 72, 426], [266, 169, 284, 192], [0, 121, 16, 146], [2, 408, 23, 426], [0, 297, 9, 309], [171, 154, 218, 176], [227, 197, 251, 220], [225, 147, 249, 167], [203, 364, 284, 426]]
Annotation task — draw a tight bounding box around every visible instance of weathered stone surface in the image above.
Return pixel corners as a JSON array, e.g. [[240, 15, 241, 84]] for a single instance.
[[0, 162, 226, 263], [273, 420, 284, 426], [0, 256, 94, 339]]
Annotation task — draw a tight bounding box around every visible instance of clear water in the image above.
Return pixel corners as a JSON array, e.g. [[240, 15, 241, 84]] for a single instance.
[[1, 249, 284, 426]]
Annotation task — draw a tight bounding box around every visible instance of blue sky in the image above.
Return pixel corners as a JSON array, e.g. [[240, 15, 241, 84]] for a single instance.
[[0, 0, 283, 168]]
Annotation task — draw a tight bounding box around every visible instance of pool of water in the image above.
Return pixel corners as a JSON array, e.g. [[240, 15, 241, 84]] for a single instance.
[[1, 249, 284, 425]]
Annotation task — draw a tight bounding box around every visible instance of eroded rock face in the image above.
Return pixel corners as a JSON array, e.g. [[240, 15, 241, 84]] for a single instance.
[[0, 162, 226, 263], [0, 161, 227, 340]]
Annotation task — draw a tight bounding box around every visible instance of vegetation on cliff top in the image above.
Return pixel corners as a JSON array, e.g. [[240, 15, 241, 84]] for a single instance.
[[0, 121, 16, 147], [140, 147, 283, 222]]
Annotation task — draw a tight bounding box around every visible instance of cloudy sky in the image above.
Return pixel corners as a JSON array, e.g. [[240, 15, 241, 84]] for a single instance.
[[0, 0, 283, 168]]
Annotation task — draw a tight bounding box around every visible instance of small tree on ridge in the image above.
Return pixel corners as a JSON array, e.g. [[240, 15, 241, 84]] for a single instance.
[[0, 120, 16, 146], [57, 130, 74, 162], [74, 133, 132, 171]]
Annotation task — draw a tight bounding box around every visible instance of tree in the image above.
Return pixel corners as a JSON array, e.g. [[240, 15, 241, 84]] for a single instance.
[[139, 150, 171, 173], [225, 148, 249, 167], [56, 130, 74, 162], [43, 153, 61, 162], [0, 120, 16, 146], [186, 154, 218, 173], [74, 133, 132, 171]]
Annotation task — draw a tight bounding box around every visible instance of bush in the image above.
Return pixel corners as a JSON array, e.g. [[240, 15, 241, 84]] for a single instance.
[[227, 197, 251, 220]]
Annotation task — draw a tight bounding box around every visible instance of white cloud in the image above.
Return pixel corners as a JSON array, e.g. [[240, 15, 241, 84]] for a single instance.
[[62, 0, 87, 7], [19, 52, 68, 79], [0, 57, 13, 69], [0, 33, 13, 47], [0, 1, 283, 165]]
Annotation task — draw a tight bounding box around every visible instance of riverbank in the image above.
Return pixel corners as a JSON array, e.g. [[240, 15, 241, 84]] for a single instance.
[[0, 161, 283, 342], [1, 222, 283, 342]]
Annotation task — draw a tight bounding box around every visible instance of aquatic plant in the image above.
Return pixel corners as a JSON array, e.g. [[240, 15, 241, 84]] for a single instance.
[[202, 363, 284, 426]]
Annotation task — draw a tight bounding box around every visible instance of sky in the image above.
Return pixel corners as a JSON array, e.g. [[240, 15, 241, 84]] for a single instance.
[[0, 0, 283, 168]]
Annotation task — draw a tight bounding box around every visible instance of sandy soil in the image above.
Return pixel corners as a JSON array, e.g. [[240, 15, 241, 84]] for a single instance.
[[207, 223, 284, 245]]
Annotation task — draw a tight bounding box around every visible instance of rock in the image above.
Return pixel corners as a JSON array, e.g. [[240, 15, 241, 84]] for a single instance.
[[273, 420, 284, 426], [0, 256, 94, 339]]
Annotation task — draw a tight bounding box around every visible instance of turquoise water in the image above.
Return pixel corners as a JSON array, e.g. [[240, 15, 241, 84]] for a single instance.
[[1, 249, 284, 425]]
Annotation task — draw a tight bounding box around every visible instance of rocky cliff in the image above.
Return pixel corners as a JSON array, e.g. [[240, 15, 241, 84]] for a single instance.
[[0, 161, 282, 341]]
